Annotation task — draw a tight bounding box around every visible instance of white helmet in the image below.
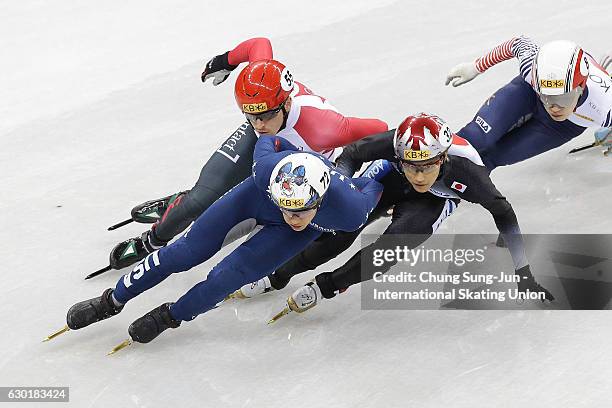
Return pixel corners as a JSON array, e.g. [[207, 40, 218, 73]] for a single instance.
[[393, 113, 453, 162], [532, 40, 589, 104], [269, 153, 331, 211]]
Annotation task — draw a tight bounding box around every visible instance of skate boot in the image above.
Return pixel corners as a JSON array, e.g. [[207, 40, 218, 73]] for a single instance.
[[110, 230, 164, 270], [268, 281, 323, 323], [66, 288, 124, 330], [130, 191, 188, 224], [226, 277, 274, 299], [128, 303, 181, 344], [287, 281, 322, 313]]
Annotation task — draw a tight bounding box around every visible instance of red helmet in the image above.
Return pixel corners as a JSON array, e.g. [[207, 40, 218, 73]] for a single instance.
[[393, 113, 453, 162], [234, 59, 294, 114]]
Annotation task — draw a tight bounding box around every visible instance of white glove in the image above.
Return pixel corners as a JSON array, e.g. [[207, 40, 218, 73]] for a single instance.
[[445, 62, 481, 87], [599, 52, 612, 72]]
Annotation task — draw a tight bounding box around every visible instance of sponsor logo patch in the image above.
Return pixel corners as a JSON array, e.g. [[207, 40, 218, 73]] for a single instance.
[[242, 102, 268, 113], [451, 181, 467, 193], [403, 150, 430, 160], [278, 198, 305, 209], [539, 79, 565, 88], [475, 116, 491, 134]]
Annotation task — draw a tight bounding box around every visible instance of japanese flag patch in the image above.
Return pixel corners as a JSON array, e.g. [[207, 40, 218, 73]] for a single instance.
[[451, 181, 467, 193]]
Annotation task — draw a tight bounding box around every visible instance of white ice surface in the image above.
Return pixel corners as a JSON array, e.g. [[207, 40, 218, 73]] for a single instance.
[[1, 1, 612, 407]]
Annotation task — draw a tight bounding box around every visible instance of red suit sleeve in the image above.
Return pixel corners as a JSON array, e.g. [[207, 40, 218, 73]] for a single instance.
[[294, 107, 388, 151], [227, 37, 274, 65], [474, 37, 517, 73]]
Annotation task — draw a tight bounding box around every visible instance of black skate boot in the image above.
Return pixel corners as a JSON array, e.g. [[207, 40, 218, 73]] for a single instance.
[[130, 191, 188, 224], [128, 303, 181, 343], [110, 230, 165, 270], [66, 288, 124, 330]]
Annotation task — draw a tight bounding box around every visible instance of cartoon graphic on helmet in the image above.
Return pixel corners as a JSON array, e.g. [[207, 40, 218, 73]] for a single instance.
[[393, 113, 453, 162], [269, 153, 331, 211]]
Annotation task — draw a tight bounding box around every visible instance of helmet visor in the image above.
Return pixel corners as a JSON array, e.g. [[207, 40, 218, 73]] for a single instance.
[[244, 102, 285, 123], [280, 206, 318, 219], [400, 156, 444, 175], [539, 87, 582, 109]]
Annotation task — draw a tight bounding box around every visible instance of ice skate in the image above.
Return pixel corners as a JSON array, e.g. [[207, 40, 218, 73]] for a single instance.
[[268, 281, 321, 323], [128, 303, 181, 344], [226, 277, 274, 300], [43, 288, 126, 341], [130, 191, 188, 224], [109, 230, 161, 270]]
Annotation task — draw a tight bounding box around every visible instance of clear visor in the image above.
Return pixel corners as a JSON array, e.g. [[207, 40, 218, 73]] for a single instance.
[[280, 206, 317, 219], [400, 157, 443, 175], [243, 102, 285, 122], [539, 87, 582, 109]]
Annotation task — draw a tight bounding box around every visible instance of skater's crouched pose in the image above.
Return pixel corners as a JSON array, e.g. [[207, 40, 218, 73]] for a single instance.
[[446, 36, 612, 169], [231, 113, 554, 319], [61, 135, 382, 346], [108, 37, 387, 271]]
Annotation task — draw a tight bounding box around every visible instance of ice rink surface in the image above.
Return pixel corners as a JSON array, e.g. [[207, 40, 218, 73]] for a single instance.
[[2, 1, 612, 406]]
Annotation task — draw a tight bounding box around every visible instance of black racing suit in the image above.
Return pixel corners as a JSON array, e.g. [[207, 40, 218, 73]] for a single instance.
[[268, 130, 529, 298], [151, 122, 258, 244]]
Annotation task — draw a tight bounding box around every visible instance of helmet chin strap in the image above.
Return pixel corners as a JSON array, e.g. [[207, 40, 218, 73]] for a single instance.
[[436, 154, 450, 180], [278, 105, 289, 133]]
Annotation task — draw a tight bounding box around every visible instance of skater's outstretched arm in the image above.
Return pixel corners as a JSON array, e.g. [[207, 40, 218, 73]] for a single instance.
[[202, 37, 273, 86], [446, 35, 539, 87], [444, 157, 528, 270]]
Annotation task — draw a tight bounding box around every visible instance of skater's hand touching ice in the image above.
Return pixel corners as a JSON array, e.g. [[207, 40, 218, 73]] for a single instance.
[[515, 265, 555, 302]]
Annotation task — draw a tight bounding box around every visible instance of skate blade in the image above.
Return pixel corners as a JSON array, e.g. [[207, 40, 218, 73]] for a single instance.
[[107, 339, 132, 355], [43, 325, 70, 342], [268, 307, 291, 324], [224, 290, 247, 301]]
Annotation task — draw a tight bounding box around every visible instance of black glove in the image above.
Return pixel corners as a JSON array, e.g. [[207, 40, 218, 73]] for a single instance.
[[515, 265, 555, 302], [201, 51, 238, 85]]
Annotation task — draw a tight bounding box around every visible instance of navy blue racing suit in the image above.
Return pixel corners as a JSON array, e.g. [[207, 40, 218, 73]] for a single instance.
[[112, 136, 382, 321], [458, 75, 586, 169]]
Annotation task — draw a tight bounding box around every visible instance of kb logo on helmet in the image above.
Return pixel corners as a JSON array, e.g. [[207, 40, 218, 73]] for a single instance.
[[279, 198, 305, 208], [404, 150, 430, 160], [243, 102, 269, 113], [540, 79, 565, 88]]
